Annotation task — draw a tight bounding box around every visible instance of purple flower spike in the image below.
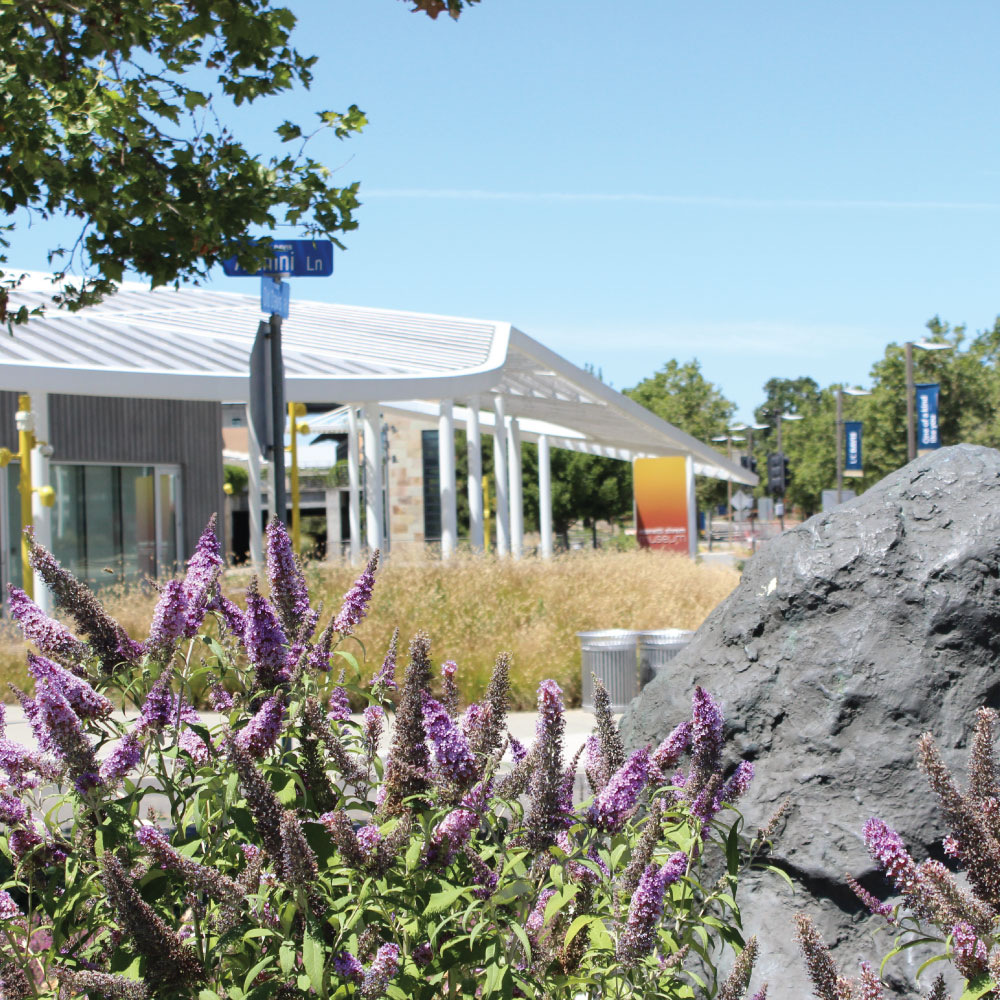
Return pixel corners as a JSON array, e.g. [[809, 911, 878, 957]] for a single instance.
[[333, 552, 379, 636], [265, 516, 316, 638], [181, 516, 224, 636], [721, 760, 755, 805], [243, 579, 289, 689], [335, 952, 364, 984], [207, 593, 246, 637], [423, 695, 477, 786], [99, 733, 143, 786], [428, 807, 478, 865], [147, 581, 190, 652], [361, 942, 400, 999], [617, 853, 687, 965], [652, 720, 693, 774], [526, 888, 556, 937], [0, 889, 22, 920], [136, 669, 175, 735], [690, 687, 724, 782], [953, 921, 988, 968], [863, 818, 918, 891], [363, 705, 384, 759], [8, 585, 89, 665], [588, 747, 650, 832], [27, 653, 112, 720], [327, 686, 351, 722], [235, 696, 285, 758]]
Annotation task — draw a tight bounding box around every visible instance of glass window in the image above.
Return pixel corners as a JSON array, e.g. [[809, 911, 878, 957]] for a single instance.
[[52, 464, 86, 582], [5, 462, 21, 591], [157, 470, 180, 575]]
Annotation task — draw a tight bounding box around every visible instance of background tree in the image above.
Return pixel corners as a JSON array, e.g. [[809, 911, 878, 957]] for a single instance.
[[626, 358, 737, 510], [1, 0, 475, 322]]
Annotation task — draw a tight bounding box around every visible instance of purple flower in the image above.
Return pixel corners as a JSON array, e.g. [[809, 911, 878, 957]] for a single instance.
[[943, 834, 961, 859], [335, 951, 364, 983], [209, 685, 234, 712], [265, 517, 315, 637], [0, 889, 22, 920], [423, 695, 477, 786], [361, 942, 400, 999], [356, 824, 382, 857], [428, 808, 478, 864], [147, 580, 189, 652], [177, 725, 212, 765], [27, 653, 112, 720], [370, 629, 399, 691], [7, 585, 89, 664], [526, 888, 556, 937], [181, 516, 224, 635], [953, 921, 988, 966], [0, 794, 26, 826], [207, 593, 247, 637], [333, 552, 378, 636], [509, 735, 527, 763], [652, 720, 693, 774], [327, 686, 351, 723], [99, 733, 143, 786], [588, 747, 650, 833], [617, 853, 687, 965], [363, 705, 384, 760], [689, 687, 723, 789], [136, 668, 175, 734], [846, 874, 895, 922], [243, 580, 289, 689], [235, 696, 285, 758], [863, 818, 919, 894], [412, 942, 433, 967], [34, 682, 96, 770], [721, 760, 755, 804], [461, 777, 493, 813]]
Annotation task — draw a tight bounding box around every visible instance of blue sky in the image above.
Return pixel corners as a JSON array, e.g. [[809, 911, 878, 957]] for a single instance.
[[12, 1, 1000, 422]]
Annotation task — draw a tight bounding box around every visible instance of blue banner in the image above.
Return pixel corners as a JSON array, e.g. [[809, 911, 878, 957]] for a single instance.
[[916, 383, 941, 451], [844, 421, 863, 476]]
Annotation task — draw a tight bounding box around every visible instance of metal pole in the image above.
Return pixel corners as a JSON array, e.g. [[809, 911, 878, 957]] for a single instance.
[[269, 313, 287, 524], [776, 415, 784, 531], [836, 388, 843, 504], [726, 436, 732, 540], [905, 341, 916, 463]]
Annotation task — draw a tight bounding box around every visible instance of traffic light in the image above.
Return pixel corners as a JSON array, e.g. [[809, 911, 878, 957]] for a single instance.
[[766, 452, 786, 495], [783, 455, 791, 490], [739, 455, 758, 475]]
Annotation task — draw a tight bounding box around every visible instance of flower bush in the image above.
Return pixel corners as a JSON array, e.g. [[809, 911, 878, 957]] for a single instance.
[[796, 707, 1000, 1000], [0, 515, 769, 999]]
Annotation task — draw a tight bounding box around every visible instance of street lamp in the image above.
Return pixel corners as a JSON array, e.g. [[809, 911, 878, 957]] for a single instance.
[[835, 387, 871, 504], [905, 340, 951, 462]]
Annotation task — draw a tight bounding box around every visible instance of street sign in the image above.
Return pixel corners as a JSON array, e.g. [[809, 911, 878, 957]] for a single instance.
[[261, 277, 290, 318], [731, 490, 753, 511], [222, 239, 334, 278]]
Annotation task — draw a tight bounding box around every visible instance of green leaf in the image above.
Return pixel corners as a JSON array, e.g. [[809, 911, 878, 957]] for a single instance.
[[304, 917, 325, 994], [334, 649, 359, 673], [279, 941, 296, 976], [509, 922, 532, 965], [242, 955, 274, 993], [725, 822, 740, 877], [198, 991, 221, 1000], [426, 885, 471, 914], [960, 975, 996, 1000], [563, 914, 594, 949]]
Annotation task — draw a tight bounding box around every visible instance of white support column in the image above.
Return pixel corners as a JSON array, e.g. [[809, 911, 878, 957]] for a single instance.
[[30, 392, 52, 613], [466, 396, 484, 552], [438, 399, 457, 560], [507, 416, 523, 560], [324, 488, 342, 562], [362, 401, 383, 553], [538, 433, 553, 559], [492, 396, 509, 556], [246, 402, 264, 568], [348, 407, 362, 562]]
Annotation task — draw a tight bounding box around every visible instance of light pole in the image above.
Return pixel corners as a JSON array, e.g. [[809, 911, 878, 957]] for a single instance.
[[772, 412, 802, 530], [905, 340, 951, 462], [835, 387, 871, 504], [712, 431, 745, 541]]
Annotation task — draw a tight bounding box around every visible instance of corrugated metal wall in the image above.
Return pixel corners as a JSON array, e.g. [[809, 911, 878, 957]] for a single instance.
[[0, 391, 222, 559]]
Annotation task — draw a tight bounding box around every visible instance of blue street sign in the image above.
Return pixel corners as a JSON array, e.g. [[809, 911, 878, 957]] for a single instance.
[[261, 277, 290, 318], [222, 239, 334, 278]]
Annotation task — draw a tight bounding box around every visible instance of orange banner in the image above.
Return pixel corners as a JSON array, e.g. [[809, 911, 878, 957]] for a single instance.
[[634, 456, 694, 555]]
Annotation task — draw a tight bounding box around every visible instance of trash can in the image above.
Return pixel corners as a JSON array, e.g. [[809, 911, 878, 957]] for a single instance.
[[577, 629, 639, 712], [638, 629, 694, 689]]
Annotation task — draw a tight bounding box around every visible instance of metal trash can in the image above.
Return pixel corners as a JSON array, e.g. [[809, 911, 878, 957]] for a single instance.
[[638, 629, 694, 689], [577, 630, 639, 712]]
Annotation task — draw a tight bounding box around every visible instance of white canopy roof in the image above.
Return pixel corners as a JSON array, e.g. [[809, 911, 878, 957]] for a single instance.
[[2, 272, 755, 485]]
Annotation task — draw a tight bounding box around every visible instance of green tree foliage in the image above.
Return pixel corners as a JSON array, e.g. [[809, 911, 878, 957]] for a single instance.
[[1, 0, 474, 323], [626, 359, 737, 510]]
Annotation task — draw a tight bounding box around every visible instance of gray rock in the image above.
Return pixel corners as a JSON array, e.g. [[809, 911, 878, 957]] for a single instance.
[[621, 444, 1000, 998]]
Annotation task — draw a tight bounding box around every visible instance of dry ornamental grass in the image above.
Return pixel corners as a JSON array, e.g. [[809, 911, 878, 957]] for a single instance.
[[0, 549, 737, 709]]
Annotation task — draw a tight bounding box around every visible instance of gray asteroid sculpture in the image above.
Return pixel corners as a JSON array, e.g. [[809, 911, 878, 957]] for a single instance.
[[620, 443, 1000, 998]]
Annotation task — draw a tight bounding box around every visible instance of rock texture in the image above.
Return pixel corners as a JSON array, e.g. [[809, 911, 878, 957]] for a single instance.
[[621, 444, 1000, 998]]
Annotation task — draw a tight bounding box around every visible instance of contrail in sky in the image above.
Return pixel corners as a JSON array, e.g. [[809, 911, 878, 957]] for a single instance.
[[364, 189, 1000, 211]]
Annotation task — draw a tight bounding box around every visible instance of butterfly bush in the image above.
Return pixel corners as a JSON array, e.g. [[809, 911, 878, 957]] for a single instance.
[[796, 707, 1000, 1000], [0, 515, 771, 1000]]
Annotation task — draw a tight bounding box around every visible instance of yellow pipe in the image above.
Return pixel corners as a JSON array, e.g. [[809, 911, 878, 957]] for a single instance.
[[288, 402, 309, 555], [16, 394, 34, 599]]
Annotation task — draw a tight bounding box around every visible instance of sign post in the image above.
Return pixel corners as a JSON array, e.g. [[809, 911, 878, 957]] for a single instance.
[[224, 238, 333, 527]]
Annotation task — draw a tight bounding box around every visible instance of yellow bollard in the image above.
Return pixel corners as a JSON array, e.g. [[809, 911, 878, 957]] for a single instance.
[[0, 395, 55, 599], [287, 402, 309, 555]]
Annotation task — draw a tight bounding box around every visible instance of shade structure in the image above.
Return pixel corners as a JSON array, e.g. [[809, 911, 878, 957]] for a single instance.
[[1, 273, 756, 486]]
